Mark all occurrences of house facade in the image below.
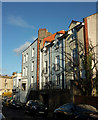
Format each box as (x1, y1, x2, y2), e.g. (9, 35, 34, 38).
(40, 30, 66, 89)
(0, 75, 13, 96)
(12, 72, 22, 101)
(20, 13, 98, 102)
(20, 40, 38, 103)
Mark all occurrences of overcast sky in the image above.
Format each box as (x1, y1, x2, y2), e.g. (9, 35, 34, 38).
(1, 2, 97, 76)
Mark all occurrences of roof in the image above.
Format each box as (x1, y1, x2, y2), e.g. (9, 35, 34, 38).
(69, 20, 81, 28)
(22, 38, 38, 53)
(43, 30, 65, 47)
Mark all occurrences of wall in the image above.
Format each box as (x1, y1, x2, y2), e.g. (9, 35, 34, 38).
(0, 75, 13, 95)
(27, 89, 72, 111)
(20, 40, 38, 103)
(74, 95, 98, 109)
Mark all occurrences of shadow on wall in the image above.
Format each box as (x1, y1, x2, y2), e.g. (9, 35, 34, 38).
(28, 89, 72, 111)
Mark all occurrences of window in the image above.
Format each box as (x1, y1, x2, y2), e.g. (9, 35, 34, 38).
(31, 76, 34, 84)
(44, 50, 47, 56)
(57, 74, 60, 85)
(32, 48, 35, 57)
(5, 79, 7, 83)
(31, 61, 34, 71)
(23, 55, 26, 63)
(25, 66, 28, 76)
(44, 61, 48, 73)
(45, 77, 48, 83)
(26, 53, 28, 62)
(71, 29, 76, 40)
(14, 80, 15, 86)
(55, 55, 60, 71)
(56, 41, 59, 49)
(22, 83, 26, 91)
(5, 84, 7, 89)
(23, 68, 25, 76)
(73, 48, 78, 60)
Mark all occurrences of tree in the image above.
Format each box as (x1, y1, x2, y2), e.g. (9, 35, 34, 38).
(52, 38, 98, 96)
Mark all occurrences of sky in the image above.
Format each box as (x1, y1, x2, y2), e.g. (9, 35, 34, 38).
(1, 2, 97, 76)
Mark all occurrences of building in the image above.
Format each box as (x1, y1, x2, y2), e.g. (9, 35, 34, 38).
(0, 75, 13, 96)
(12, 72, 22, 101)
(83, 13, 98, 94)
(65, 20, 85, 89)
(20, 39, 38, 102)
(83, 13, 98, 77)
(20, 13, 98, 102)
(40, 30, 66, 89)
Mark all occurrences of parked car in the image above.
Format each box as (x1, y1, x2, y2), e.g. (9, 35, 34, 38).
(2, 98, 11, 107)
(9, 100, 22, 109)
(25, 100, 48, 116)
(2, 96, 8, 101)
(54, 103, 98, 120)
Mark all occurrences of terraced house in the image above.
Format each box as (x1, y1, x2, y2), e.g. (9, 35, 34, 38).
(20, 13, 98, 103)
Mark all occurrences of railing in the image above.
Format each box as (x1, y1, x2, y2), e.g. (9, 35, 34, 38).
(25, 83, 37, 102)
(41, 81, 62, 89)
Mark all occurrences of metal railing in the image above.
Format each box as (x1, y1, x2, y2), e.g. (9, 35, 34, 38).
(41, 80, 62, 89)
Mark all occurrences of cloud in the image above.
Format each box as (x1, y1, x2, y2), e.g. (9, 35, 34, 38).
(13, 41, 31, 56)
(7, 15, 35, 29)
(32, 36, 37, 41)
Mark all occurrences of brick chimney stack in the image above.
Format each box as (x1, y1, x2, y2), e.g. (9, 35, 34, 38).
(38, 28, 52, 49)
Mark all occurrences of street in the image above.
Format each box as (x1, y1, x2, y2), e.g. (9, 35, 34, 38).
(2, 106, 54, 120)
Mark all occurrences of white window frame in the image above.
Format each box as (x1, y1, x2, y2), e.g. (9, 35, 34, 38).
(31, 76, 34, 84)
(31, 61, 34, 71)
(44, 61, 48, 73)
(26, 53, 28, 62)
(23, 55, 26, 63)
(32, 48, 35, 57)
(25, 66, 28, 76)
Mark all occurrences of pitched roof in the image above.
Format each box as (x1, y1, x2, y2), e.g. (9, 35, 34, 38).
(43, 30, 65, 47)
(69, 20, 81, 28)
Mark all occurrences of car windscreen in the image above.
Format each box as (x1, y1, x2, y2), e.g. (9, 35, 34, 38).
(59, 104, 75, 112)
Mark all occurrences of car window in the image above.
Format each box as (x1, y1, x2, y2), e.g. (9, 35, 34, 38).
(37, 101, 44, 106)
(60, 104, 75, 112)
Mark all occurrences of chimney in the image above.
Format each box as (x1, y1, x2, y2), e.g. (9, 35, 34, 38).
(38, 28, 52, 49)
